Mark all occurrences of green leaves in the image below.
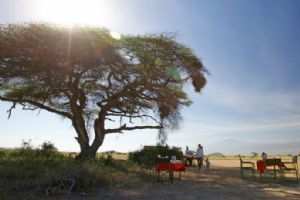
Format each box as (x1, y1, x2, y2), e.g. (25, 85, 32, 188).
(166, 66, 181, 81)
(0, 23, 207, 153)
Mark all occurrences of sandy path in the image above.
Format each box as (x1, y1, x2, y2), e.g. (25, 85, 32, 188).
(90, 166, 300, 200)
(52, 159, 300, 200)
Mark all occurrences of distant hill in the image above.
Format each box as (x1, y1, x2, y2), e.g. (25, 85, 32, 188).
(206, 139, 300, 156)
(208, 152, 225, 157)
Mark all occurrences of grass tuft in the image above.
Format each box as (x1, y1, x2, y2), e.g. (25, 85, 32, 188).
(0, 142, 139, 199)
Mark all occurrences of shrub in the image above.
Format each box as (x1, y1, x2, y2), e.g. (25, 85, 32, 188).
(0, 148, 8, 159)
(128, 145, 184, 164)
(0, 141, 143, 198)
(101, 153, 113, 166)
(13, 140, 37, 158)
(0, 142, 139, 198)
(251, 152, 258, 157)
(38, 141, 61, 158)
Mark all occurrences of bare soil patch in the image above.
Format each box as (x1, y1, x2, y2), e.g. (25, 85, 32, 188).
(51, 159, 300, 200)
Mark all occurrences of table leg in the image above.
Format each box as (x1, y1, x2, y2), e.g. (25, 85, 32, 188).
(259, 172, 262, 181)
(169, 170, 174, 184)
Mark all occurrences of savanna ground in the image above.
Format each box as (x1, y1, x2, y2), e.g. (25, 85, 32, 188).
(1, 151, 299, 200)
(84, 157, 300, 200)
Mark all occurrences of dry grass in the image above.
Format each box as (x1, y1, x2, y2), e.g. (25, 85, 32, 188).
(8, 152, 296, 200)
(60, 152, 129, 160)
(81, 161, 300, 200)
(42, 155, 300, 200)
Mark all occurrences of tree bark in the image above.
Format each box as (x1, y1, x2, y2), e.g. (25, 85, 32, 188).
(74, 117, 106, 160)
(75, 133, 105, 160)
(75, 145, 100, 160)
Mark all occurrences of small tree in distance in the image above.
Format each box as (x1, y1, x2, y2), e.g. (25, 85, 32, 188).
(0, 23, 207, 159)
(251, 152, 258, 158)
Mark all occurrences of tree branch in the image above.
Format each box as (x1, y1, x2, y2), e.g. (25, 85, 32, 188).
(105, 123, 162, 134)
(7, 102, 16, 119)
(107, 113, 160, 124)
(0, 96, 72, 119)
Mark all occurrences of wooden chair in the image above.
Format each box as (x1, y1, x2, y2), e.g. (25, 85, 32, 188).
(239, 155, 255, 178)
(282, 156, 299, 181)
(155, 157, 171, 182)
(138, 155, 154, 174)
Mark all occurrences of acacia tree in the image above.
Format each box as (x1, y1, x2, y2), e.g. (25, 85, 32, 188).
(0, 24, 207, 159)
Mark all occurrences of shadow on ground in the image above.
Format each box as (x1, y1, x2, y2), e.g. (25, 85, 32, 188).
(69, 167, 300, 200)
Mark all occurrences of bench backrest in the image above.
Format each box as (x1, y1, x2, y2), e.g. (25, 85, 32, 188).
(292, 156, 298, 163)
(138, 155, 154, 167)
(265, 158, 281, 165)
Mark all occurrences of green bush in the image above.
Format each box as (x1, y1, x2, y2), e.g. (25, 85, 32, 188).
(0, 148, 8, 159)
(99, 153, 114, 166)
(0, 157, 109, 196)
(37, 141, 62, 158)
(128, 145, 184, 164)
(0, 141, 137, 198)
(6, 140, 62, 159)
(10, 140, 37, 158)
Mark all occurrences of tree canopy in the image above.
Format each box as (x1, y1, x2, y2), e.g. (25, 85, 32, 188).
(0, 23, 207, 159)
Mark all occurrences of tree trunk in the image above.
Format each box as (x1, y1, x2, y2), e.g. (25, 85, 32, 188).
(74, 118, 106, 160)
(72, 117, 93, 160)
(75, 145, 98, 160)
(75, 135, 105, 160)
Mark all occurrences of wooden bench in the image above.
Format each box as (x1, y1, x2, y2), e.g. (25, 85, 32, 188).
(282, 156, 299, 181)
(239, 155, 255, 178)
(264, 158, 285, 178)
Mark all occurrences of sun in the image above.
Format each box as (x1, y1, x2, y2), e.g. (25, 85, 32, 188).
(35, 0, 113, 27)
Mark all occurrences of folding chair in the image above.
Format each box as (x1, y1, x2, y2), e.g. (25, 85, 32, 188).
(282, 156, 299, 181)
(239, 155, 255, 179)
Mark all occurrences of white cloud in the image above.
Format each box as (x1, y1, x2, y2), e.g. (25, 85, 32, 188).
(198, 82, 300, 119)
(184, 119, 300, 136)
(182, 82, 300, 139)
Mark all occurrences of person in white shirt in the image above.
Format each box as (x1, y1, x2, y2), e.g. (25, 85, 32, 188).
(196, 144, 204, 170)
(185, 146, 190, 156)
(185, 146, 193, 167)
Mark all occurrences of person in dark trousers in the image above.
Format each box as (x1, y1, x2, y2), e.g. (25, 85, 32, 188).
(196, 144, 204, 170)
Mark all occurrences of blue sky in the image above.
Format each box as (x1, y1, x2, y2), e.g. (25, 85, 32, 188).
(0, 0, 300, 153)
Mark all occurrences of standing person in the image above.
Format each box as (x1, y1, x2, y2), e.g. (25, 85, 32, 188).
(185, 146, 190, 156)
(204, 157, 210, 171)
(196, 144, 204, 170)
(261, 152, 267, 161)
(185, 146, 193, 167)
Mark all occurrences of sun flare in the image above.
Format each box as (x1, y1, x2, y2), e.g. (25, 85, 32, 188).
(36, 0, 113, 27)
(110, 31, 121, 40)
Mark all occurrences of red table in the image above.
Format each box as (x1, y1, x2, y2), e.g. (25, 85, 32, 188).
(257, 159, 286, 174)
(156, 163, 170, 171)
(170, 162, 186, 172)
(156, 162, 185, 183)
